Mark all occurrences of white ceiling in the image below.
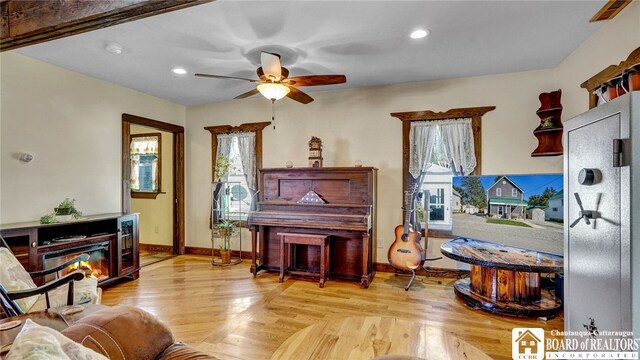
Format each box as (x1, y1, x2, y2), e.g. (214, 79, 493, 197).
(14, 0, 606, 106)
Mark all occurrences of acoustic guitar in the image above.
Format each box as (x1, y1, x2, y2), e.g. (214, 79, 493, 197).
(388, 178, 425, 271)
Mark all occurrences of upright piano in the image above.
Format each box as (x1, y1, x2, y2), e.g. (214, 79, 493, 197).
(248, 167, 377, 288)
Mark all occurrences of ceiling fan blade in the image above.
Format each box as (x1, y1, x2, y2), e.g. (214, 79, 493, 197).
(195, 73, 258, 83)
(284, 75, 347, 87)
(261, 52, 282, 81)
(286, 86, 314, 104)
(234, 88, 260, 99)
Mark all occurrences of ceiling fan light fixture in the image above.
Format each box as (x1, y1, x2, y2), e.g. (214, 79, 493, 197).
(410, 29, 429, 39)
(257, 83, 290, 101)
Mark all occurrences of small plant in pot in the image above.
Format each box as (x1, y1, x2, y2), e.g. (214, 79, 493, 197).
(213, 220, 236, 263)
(213, 220, 236, 237)
(41, 198, 83, 224)
(55, 198, 82, 222)
(219, 243, 232, 264)
(214, 154, 236, 182)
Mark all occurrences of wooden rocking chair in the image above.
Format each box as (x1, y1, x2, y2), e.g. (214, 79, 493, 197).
(0, 235, 100, 318)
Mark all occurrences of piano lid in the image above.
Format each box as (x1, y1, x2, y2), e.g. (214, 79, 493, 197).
(259, 167, 376, 206)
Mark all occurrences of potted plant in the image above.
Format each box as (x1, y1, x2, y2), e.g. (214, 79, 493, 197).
(219, 243, 232, 264)
(213, 220, 235, 264)
(41, 198, 83, 224)
(214, 154, 235, 182)
(55, 198, 82, 222)
(213, 220, 236, 237)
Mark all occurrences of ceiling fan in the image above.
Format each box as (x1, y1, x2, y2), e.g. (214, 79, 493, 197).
(195, 52, 346, 104)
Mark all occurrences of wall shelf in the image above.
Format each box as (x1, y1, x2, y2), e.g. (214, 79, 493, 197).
(531, 89, 563, 157)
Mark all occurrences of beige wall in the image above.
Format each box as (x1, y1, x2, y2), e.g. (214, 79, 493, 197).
(0, 52, 185, 224)
(130, 126, 174, 247)
(553, 1, 640, 121)
(1, 3, 637, 266)
(185, 2, 640, 265)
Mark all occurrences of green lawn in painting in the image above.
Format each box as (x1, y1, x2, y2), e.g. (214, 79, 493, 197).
(486, 218, 532, 228)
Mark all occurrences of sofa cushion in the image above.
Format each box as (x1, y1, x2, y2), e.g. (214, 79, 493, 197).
(6, 318, 108, 360)
(158, 343, 220, 360)
(0, 247, 38, 312)
(61, 305, 175, 360)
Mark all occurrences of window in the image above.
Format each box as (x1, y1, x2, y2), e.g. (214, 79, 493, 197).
(224, 136, 250, 221)
(512, 188, 517, 197)
(206, 122, 271, 225)
(130, 133, 161, 199)
(498, 206, 504, 216)
(521, 341, 526, 346)
(552, 207, 558, 212)
(496, 188, 502, 197)
(393, 106, 496, 237)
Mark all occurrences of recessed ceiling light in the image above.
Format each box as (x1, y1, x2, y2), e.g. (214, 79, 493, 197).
(410, 29, 429, 39)
(104, 43, 123, 54)
(172, 68, 187, 75)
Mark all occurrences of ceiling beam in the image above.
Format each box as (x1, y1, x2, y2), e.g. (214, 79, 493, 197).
(590, 0, 632, 22)
(0, 0, 213, 52)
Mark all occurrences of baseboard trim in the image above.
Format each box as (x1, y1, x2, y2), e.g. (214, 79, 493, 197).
(181, 247, 466, 277)
(374, 262, 467, 278)
(185, 246, 252, 259)
(140, 243, 173, 253)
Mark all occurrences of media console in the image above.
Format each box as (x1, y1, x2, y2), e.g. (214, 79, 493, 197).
(1, 213, 139, 286)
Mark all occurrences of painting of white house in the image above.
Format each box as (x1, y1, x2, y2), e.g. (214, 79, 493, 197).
(450, 174, 564, 254)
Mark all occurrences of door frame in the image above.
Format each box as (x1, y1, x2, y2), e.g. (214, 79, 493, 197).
(121, 113, 185, 255)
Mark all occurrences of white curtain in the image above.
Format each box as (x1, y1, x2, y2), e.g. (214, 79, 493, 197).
(409, 118, 476, 178)
(215, 134, 235, 182)
(439, 118, 476, 176)
(236, 132, 257, 192)
(409, 122, 438, 179)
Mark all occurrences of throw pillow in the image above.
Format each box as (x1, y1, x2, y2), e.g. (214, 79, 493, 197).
(29, 277, 99, 313)
(0, 247, 38, 312)
(6, 319, 108, 360)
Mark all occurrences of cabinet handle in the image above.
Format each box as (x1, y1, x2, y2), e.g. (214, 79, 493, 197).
(31, 242, 37, 248)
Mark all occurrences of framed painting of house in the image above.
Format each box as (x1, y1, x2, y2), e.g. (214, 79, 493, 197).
(421, 173, 564, 254)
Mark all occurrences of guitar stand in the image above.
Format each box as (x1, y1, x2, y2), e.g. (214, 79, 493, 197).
(394, 271, 419, 291)
(395, 257, 445, 291)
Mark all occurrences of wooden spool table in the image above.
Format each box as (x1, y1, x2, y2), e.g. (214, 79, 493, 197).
(440, 238, 563, 317)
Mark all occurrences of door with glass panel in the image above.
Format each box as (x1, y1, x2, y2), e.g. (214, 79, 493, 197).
(422, 184, 451, 227)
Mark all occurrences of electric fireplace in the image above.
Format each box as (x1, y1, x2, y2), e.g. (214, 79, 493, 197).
(1, 213, 139, 287)
(43, 241, 111, 283)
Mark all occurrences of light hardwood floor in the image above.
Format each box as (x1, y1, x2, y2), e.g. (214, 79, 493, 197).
(101, 255, 562, 360)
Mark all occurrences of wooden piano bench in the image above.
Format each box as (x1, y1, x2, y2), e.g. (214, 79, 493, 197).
(278, 233, 330, 288)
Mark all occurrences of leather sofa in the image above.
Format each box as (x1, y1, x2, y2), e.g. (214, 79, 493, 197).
(60, 305, 218, 360)
(2, 304, 217, 360)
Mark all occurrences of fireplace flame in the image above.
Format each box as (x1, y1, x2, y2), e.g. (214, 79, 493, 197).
(69, 260, 103, 279)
